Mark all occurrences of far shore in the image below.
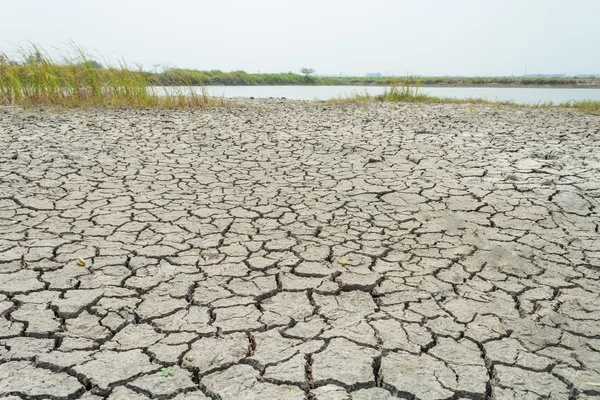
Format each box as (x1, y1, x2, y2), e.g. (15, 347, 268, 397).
(190, 82, 600, 89)
(373, 82, 600, 89)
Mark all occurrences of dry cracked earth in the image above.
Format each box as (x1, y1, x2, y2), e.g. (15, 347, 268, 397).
(0, 100, 599, 400)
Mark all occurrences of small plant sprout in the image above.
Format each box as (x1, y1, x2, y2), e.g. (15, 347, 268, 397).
(160, 368, 173, 377)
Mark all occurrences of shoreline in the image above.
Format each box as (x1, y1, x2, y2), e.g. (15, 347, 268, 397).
(417, 82, 600, 89)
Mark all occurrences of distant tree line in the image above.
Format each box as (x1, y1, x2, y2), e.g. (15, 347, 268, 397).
(145, 69, 595, 87)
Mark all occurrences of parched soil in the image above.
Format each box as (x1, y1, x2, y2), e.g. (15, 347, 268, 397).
(0, 100, 599, 399)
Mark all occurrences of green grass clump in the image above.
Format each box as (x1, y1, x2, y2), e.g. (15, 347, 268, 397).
(0, 46, 221, 109)
(560, 100, 600, 114)
(379, 77, 429, 102)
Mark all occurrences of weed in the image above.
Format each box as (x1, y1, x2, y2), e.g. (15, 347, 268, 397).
(379, 77, 428, 102)
(467, 105, 477, 114)
(328, 89, 374, 105)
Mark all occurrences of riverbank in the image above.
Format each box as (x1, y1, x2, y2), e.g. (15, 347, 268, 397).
(149, 70, 600, 88)
(421, 81, 600, 88)
(175, 85, 599, 113)
(1, 100, 599, 399)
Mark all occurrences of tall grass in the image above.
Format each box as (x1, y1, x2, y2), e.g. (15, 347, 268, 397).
(0, 46, 221, 108)
(380, 77, 429, 102)
(557, 100, 600, 114)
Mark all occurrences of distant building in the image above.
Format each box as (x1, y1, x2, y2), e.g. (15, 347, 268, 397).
(366, 72, 382, 78)
(523, 74, 566, 78)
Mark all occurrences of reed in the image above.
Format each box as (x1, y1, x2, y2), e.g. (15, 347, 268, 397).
(0, 45, 222, 109)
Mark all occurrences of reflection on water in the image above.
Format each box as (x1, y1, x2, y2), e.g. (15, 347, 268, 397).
(152, 85, 600, 104)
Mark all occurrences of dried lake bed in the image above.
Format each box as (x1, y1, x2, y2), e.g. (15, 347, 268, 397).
(0, 100, 599, 399)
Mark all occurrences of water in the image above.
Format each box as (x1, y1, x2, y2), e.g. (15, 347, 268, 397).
(153, 85, 600, 104)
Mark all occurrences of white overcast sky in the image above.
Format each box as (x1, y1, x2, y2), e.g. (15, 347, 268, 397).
(2, 0, 598, 76)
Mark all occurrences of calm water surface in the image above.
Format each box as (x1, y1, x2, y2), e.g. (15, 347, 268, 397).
(154, 86, 600, 104)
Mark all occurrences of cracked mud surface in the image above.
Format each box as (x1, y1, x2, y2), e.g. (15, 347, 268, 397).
(0, 100, 599, 400)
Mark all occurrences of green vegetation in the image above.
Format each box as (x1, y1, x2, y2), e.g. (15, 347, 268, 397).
(300, 68, 315, 77)
(149, 69, 313, 86)
(381, 77, 429, 102)
(557, 99, 600, 114)
(329, 78, 514, 106)
(299, 68, 316, 83)
(0, 46, 222, 109)
(0, 45, 598, 115)
(329, 78, 600, 115)
(145, 70, 599, 87)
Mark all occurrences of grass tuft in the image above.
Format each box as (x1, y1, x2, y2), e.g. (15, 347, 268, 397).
(0, 45, 223, 109)
(560, 100, 600, 114)
(380, 77, 429, 102)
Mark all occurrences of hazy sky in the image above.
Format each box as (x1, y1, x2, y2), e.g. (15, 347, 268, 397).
(2, 0, 599, 76)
